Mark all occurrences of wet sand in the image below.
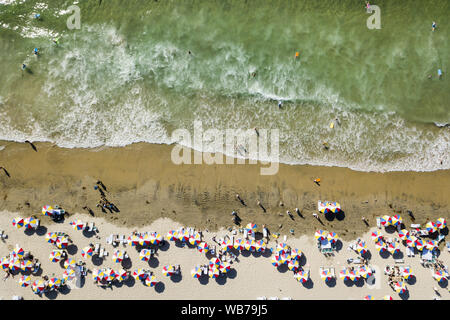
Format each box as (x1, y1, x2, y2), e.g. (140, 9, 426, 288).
(0, 140, 449, 241)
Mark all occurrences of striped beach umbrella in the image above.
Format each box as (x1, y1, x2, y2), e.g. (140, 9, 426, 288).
(166, 230, 178, 241)
(405, 235, 417, 247)
(271, 254, 283, 267)
(245, 223, 257, 232)
(219, 262, 231, 274)
(234, 238, 244, 251)
(70, 220, 85, 231)
(133, 269, 147, 281)
(387, 242, 400, 255)
(56, 236, 69, 249)
(426, 221, 437, 234)
(62, 267, 76, 281)
(436, 218, 447, 230)
(433, 270, 447, 282)
(383, 295, 394, 300)
(189, 233, 202, 246)
(1, 257, 9, 270)
(129, 235, 140, 247)
(330, 202, 341, 213)
(162, 265, 175, 277)
(277, 242, 289, 255)
(19, 275, 31, 287)
(314, 230, 327, 241)
(48, 277, 62, 290)
(221, 239, 234, 252)
(380, 215, 391, 227)
(398, 229, 409, 240)
(415, 238, 425, 251)
(92, 269, 103, 282)
(209, 267, 220, 279)
(295, 270, 309, 283)
(151, 232, 163, 245)
(81, 246, 93, 259)
(8, 257, 21, 272)
(327, 232, 338, 244)
(12, 217, 24, 228)
(112, 250, 124, 263)
(287, 259, 299, 271)
(64, 258, 76, 269)
(144, 274, 157, 287)
(320, 269, 333, 282)
(139, 233, 151, 246)
(391, 215, 402, 226)
(46, 232, 57, 243)
(371, 231, 383, 242)
(290, 249, 302, 261)
(425, 240, 437, 251)
(244, 240, 253, 251)
(358, 265, 372, 279)
(394, 281, 407, 294)
(209, 257, 221, 268)
(402, 266, 413, 280)
(20, 260, 34, 272)
(197, 242, 209, 253)
(31, 280, 46, 294)
(12, 246, 25, 258)
(375, 241, 387, 253)
(140, 249, 151, 262)
(49, 250, 62, 262)
(42, 205, 54, 216)
(24, 217, 39, 229)
(116, 269, 129, 282)
(356, 241, 367, 255)
(340, 268, 351, 281)
(191, 266, 202, 279)
(104, 268, 116, 281)
(178, 231, 190, 242)
(364, 295, 374, 300)
(280, 253, 291, 263)
(349, 269, 360, 281)
(253, 240, 264, 252)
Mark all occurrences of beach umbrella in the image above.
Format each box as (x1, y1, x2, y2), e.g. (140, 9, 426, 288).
(9, 257, 21, 272)
(290, 249, 302, 261)
(356, 241, 367, 255)
(0, 257, 9, 270)
(116, 269, 129, 282)
(271, 254, 283, 267)
(287, 259, 299, 271)
(12, 246, 25, 258)
(340, 268, 351, 281)
(387, 242, 400, 255)
(402, 266, 413, 280)
(24, 217, 39, 229)
(209, 267, 220, 279)
(151, 232, 163, 245)
(70, 219, 85, 231)
(209, 257, 221, 268)
(46, 232, 57, 243)
(358, 265, 372, 279)
(139, 233, 151, 246)
(64, 258, 77, 269)
(132, 269, 147, 281)
(391, 215, 402, 226)
(19, 275, 31, 287)
(433, 270, 447, 283)
(112, 250, 124, 263)
(20, 260, 34, 272)
(253, 240, 264, 252)
(436, 218, 447, 230)
(140, 249, 151, 262)
(48, 277, 62, 290)
(12, 217, 24, 229)
(62, 267, 76, 281)
(371, 231, 383, 242)
(320, 269, 333, 282)
(234, 238, 244, 251)
(219, 262, 231, 274)
(330, 202, 341, 213)
(166, 230, 178, 241)
(327, 232, 338, 244)
(245, 223, 257, 232)
(375, 241, 387, 253)
(277, 242, 290, 255)
(364, 295, 374, 300)
(380, 215, 391, 227)
(244, 240, 253, 251)
(49, 250, 62, 262)
(221, 239, 234, 252)
(104, 268, 116, 281)
(426, 221, 437, 234)
(92, 269, 103, 282)
(314, 230, 327, 241)
(31, 280, 46, 294)
(189, 233, 202, 246)
(191, 266, 202, 279)
(415, 238, 425, 251)
(398, 229, 409, 240)
(349, 269, 360, 281)
(144, 274, 157, 287)
(42, 205, 54, 216)
(295, 270, 309, 283)
(405, 235, 417, 247)
(81, 246, 93, 259)
(162, 265, 175, 277)
(394, 281, 407, 294)
(280, 253, 291, 263)
(382, 295, 394, 300)
(197, 242, 209, 253)
(178, 231, 190, 242)
(425, 240, 437, 251)
(128, 235, 140, 247)
(56, 236, 69, 249)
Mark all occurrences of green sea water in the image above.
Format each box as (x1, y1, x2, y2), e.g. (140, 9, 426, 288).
(0, 0, 449, 171)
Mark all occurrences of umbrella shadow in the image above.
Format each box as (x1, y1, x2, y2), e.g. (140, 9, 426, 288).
(58, 285, 71, 295)
(379, 251, 390, 259)
(262, 250, 272, 258)
(354, 278, 365, 287)
(276, 264, 289, 273)
(174, 241, 186, 248)
(251, 251, 262, 258)
(92, 255, 104, 266)
(124, 276, 135, 287)
(325, 278, 337, 287)
(216, 274, 227, 285)
(392, 251, 403, 259)
(343, 279, 354, 287)
(254, 232, 264, 240)
(302, 279, 314, 289)
(336, 211, 345, 221)
(406, 276, 417, 285)
(155, 281, 165, 293)
(24, 228, 36, 236)
(324, 212, 335, 221)
(240, 250, 251, 258)
(113, 280, 124, 288)
(159, 241, 170, 251)
(82, 229, 96, 238)
(334, 240, 343, 252)
(227, 269, 237, 279)
(67, 244, 78, 255)
(437, 279, 448, 288)
(198, 275, 209, 285)
(148, 257, 159, 268)
(440, 227, 448, 236)
(298, 255, 307, 266)
(170, 273, 182, 283)
(36, 226, 47, 236)
(362, 251, 372, 260)
(385, 226, 396, 234)
(44, 290, 58, 300)
(399, 291, 410, 300)
(121, 258, 132, 269)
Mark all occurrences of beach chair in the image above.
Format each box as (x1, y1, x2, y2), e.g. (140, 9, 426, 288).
(411, 224, 420, 229)
(394, 259, 404, 264)
(446, 242, 450, 252)
(376, 217, 381, 229)
(94, 243, 100, 254)
(119, 235, 125, 246)
(436, 234, 445, 244)
(103, 250, 108, 257)
(99, 248, 104, 258)
(330, 267, 335, 278)
(106, 235, 112, 245)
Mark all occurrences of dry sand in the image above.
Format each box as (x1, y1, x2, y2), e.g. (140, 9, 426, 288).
(0, 210, 448, 300)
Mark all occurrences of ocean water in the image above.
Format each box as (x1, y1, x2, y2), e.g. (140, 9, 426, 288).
(0, 0, 449, 172)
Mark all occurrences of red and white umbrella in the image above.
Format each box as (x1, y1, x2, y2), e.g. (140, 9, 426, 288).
(140, 249, 151, 262)
(81, 246, 93, 259)
(19, 275, 31, 287)
(197, 242, 209, 253)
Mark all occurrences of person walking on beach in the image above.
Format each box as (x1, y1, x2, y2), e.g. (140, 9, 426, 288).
(25, 140, 37, 152)
(314, 178, 321, 186)
(257, 200, 266, 213)
(0, 167, 10, 177)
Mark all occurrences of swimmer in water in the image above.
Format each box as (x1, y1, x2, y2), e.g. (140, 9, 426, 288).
(278, 101, 282, 109)
(53, 38, 59, 45)
(438, 69, 442, 79)
(33, 48, 39, 56)
(21, 64, 26, 71)
(432, 21, 436, 32)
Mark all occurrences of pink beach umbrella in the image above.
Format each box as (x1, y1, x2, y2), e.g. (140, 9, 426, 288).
(162, 265, 175, 277)
(314, 230, 327, 241)
(425, 221, 437, 233)
(380, 215, 391, 227)
(166, 230, 178, 241)
(436, 218, 447, 230)
(140, 249, 151, 262)
(191, 266, 202, 279)
(371, 231, 383, 242)
(197, 242, 209, 253)
(398, 229, 409, 240)
(391, 215, 402, 227)
(234, 238, 244, 251)
(46, 232, 57, 244)
(12, 217, 24, 229)
(19, 275, 31, 287)
(144, 274, 157, 287)
(81, 246, 93, 259)
(1, 257, 9, 270)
